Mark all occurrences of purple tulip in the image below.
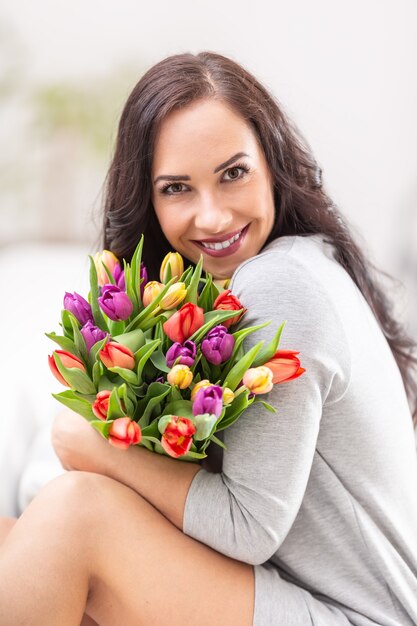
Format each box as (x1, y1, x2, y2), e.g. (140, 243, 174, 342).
(140, 262, 148, 298)
(192, 385, 223, 417)
(166, 340, 197, 368)
(80, 321, 109, 352)
(63, 292, 94, 326)
(113, 265, 125, 291)
(98, 284, 133, 321)
(201, 325, 235, 365)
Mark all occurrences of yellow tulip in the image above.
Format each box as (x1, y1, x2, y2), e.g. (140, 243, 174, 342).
(159, 282, 187, 310)
(222, 387, 235, 405)
(142, 281, 164, 307)
(160, 252, 184, 283)
(167, 364, 193, 389)
(242, 366, 274, 395)
(94, 250, 120, 287)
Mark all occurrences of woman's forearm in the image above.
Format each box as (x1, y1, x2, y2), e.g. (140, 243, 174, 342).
(97, 443, 202, 531)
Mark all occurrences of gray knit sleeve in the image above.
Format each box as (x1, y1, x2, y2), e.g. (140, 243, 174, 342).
(182, 249, 351, 565)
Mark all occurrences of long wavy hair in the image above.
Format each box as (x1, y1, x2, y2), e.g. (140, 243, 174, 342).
(102, 51, 417, 427)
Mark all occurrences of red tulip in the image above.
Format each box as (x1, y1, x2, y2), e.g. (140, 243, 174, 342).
(160, 415, 196, 458)
(99, 341, 135, 370)
(108, 417, 141, 450)
(213, 290, 246, 328)
(163, 302, 204, 343)
(264, 350, 306, 384)
(48, 350, 86, 387)
(92, 390, 111, 421)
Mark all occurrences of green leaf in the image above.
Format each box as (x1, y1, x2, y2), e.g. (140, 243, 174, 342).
(253, 399, 277, 413)
(45, 332, 78, 356)
(90, 419, 112, 438)
(179, 266, 194, 287)
(68, 312, 88, 364)
(220, 320, 272, 383)
(124, 276, 177, 332)
(107, 366, 138, 385)
(252, 321, 287, 367)
(107, 387, 126, 420)
(197, 272, 214, 310)
(215, 390, 251, 431)
(210, 433, 228, 450)
(149, 348, 170, 374)
(137, 386, 171, 428)
(223, 341, 265, 392)
(101, 261, 116, 285)
(108, 320, 126, 336)
(136, 340, 161, 385)
(112, 329, 146, 353)
(184, 254, 203, 304)
(163, 399, 194, 420)
(88, 256, 109, 332)
(51, 391, 96, 421)
(92, 361, 102, 387)
(88, 336, 109, 370)
(188, 309, 244, 344)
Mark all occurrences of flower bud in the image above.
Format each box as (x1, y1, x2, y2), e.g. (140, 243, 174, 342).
(80, 321, 108, 353)
(192, 385, 223, 418)
(264, 350, 306, 384)
(222, 387, 234, 405)
(108, 417, 141, 450)
(94, 250, 121, 287)
(213, 289, 246, 328)
(92, 390, 111, 421)
(99, 341, 135, 370)
(201, 325, 235, 365)
(63, 292, 93, 326)
(98, 285, 133, 321)
(48, 350, 86, 387)
(166, 340, 196, 368)
(190, 379, 212, 402)
(160, 252, 184, 283)
(158, 415, 196, 458)
(142, 281, 164, 307)
(167, 364, 193, 389)
(242, 366, 274, 395)
(159, 282, 187, 310)
(163, 302, 204, 343)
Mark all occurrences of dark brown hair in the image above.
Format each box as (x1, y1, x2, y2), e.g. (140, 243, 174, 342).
(102, 51, 417, 426)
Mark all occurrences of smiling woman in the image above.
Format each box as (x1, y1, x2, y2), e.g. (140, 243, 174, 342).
(1, 51, 417, 626)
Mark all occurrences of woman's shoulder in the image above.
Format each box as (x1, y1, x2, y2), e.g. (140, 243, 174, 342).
(230, 233, 340, 293)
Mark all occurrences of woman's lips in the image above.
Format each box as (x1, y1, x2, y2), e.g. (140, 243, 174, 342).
(193, 224, 250, 258)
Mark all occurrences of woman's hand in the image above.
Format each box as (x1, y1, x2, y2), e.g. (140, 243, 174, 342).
(51, 409, 114, 474)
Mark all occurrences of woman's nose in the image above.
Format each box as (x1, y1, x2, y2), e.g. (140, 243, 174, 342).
(193, 192, 234, 234)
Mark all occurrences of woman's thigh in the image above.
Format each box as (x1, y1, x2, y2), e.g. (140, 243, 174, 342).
(65, 472, 255, 626)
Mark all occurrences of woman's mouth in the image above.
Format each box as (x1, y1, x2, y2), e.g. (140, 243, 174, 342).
(193, 224, 250, 258)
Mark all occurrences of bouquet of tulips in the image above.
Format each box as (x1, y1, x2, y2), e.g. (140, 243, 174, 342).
(47, 236, 305, 461)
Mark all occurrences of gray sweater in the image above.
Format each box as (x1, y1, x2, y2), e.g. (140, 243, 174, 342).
(183, 234, 417, 625)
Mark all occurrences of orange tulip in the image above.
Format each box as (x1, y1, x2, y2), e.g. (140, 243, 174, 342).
(108, 417, 141, 450)
(99, 341, 135, 370)
(160, 415, 196, 458)
(48, 350, 86, 387)
(163, 302, 204, 343)
(212, 290, 246, 328)
(264, 350, 306, 384)
(92, 390, 111, 421)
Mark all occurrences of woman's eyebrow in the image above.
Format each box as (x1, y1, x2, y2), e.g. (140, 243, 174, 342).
(153, 152, 249, 184)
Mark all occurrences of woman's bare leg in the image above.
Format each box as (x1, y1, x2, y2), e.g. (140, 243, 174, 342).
(0, 471, 255, 626)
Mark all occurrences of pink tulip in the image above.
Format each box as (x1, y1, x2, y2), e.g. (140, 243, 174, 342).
(99, 342, 135, 370)
(108, 417, 141, 450)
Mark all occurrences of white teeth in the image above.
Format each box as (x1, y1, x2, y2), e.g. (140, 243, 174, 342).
(200, 228, 243, 250)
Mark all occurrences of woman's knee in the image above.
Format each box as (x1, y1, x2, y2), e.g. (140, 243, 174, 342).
(0, 517, 17, 546)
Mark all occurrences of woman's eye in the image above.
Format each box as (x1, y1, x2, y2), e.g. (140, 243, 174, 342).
(161, 182, 186, 195)
(223, 165, 248, 181)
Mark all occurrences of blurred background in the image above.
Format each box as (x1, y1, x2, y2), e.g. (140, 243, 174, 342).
(1, 0, 416, 514)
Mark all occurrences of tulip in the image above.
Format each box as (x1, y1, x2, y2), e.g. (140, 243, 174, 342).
(190, 379, 212, 402)
(80, 321, 108, 353)
(159, 282, 187, 310)
(163, 302, 204, 343)
(213, 289, 246, 328)
(48, 350, 86, 387)
(201, 325, 235, 365)
(113, 264, 125, 291)
(98, 284, 133, 321)
(167, 364, 193, 389)
(160, 252, 184, 283)
(108, 417, 141, 450)
(142, 281, 164, 307)
(192, 385, 223, 418)
(264, 350, 306, 384)
(63, 292, 94, 326)
(92, 389, 111, 421)
(242, 366, 274, 395)
(165, 340, 196, 368)
(94, 250, 121, 287)
(159, 415, 196, 458)
(223, 387, 234, 405)
(139, 262, 148, 298)
(99, 341, 135, 370)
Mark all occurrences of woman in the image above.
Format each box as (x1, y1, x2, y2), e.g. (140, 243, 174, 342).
(1, 51, 417, 626)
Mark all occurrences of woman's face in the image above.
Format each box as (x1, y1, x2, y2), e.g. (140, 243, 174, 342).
(151, 99, 276, 280)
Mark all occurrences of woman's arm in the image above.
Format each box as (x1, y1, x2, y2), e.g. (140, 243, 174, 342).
(52, 410, 201, 531)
